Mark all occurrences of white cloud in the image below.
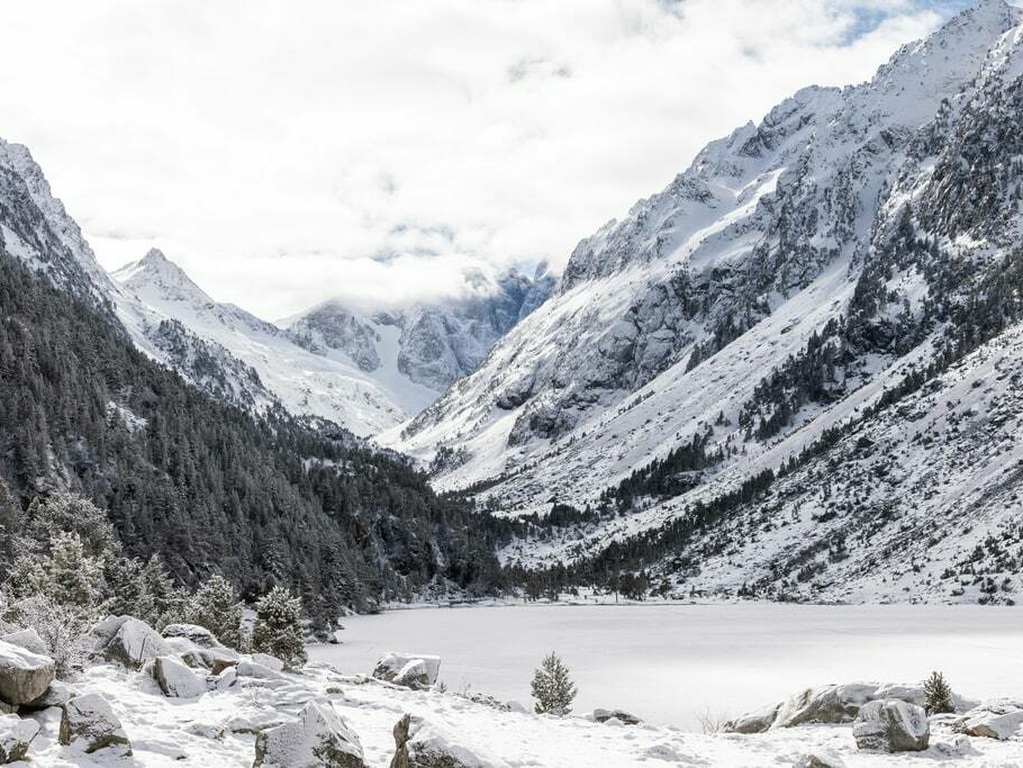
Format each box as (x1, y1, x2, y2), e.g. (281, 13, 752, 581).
(0, 0, 961, 318)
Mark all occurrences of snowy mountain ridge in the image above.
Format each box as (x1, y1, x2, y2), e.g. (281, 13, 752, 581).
(387, 0, 1023, 602)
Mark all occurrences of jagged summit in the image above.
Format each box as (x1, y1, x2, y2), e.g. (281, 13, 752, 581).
(112, 248, 215, 306)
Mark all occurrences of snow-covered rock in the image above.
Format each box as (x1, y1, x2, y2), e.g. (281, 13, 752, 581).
(59, 692, 133, 757)
(214, 666, 237, 691)
(237, 659, 285, 680)
(91, 616, 171, 670)
(957, 700, 1023, 740)
(391, 712, 510, 768)
(0, 628, 47, 657)
(199, 646, 240, 674)
(372, 653, 441, 689)
(728, 682, 927, 733)
(794, 751, 845, 768)
(24, 680, 75, 710)
(852, 699, 929, 753)
(153, 656, 207, 699)
(0, 713, 39, 764)
(161, 623, 220, 649)
(592, 708, 641, 725)
(0, 639, 54, 705)
(253, 700, 365, 768)
(251, 653, 285, 673)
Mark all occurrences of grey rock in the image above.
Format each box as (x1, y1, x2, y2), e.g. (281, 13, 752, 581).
(0, 713, 39, 764)
(154, 655, 207, 698)
(592, 708, 641, 725)
(852, 699, 929, 753)
(91, 616, 171, 670)
(0, 639, 54, 705)
(254, 701, 364, 767)
(162, 623, 220, 649)
(0, 629, 47, 657)
(59, 693, 132, 757)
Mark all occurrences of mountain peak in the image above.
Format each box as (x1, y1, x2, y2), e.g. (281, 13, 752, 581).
(111, 249, 213, 305)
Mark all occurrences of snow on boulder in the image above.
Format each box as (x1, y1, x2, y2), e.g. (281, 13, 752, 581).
(372, 653, 440, 689)
(200, 646, 241, 675)
(794, 750, 846, 768)
(390, 713, 510, 768)
(956, 700, 1023, 740)
(237, 659, 285, 680)
(24, 680, 75, 710)
(0, 639, 55, 705)
(726, 682, 930, 733)
(215, 666, 238, 691)
(0, 713, 40, 764)
(724, 702, 782, 734)
(154, 655, 207, 698)
(253, 700, 365, 767)
(162, 623, 220, 649)
(251, 653, 285, 672)
(59, 693, 132, 757)
(852, 699, 929, 753)
(592, 708, 641, 725)
(0, 628, 47, 657)
(91, 616, 171, 670)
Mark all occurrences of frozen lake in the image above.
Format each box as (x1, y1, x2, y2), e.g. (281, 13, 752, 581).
(308, 603, 1023, 730)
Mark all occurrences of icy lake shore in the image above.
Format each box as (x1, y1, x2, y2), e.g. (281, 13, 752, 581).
(309, 602, 1023, 730)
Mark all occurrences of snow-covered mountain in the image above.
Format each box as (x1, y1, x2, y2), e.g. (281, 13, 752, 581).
(388, 0, 1023, 600)
(284, 264, 555, 395)
(110, 248, 424, 435)
(110, 251, 552, 434)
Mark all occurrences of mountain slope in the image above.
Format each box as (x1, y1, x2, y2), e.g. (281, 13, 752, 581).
(390, 1, 1023, 601)
(112, 248, 422, 435)
(0, 134, 509, 615)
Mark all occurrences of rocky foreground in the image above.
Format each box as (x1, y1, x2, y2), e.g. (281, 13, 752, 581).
(2, 616, 1023, 766)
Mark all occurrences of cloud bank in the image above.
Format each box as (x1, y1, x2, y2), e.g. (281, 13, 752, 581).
(0, 0, 970, 318)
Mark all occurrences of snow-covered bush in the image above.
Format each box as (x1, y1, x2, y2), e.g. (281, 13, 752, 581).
(251, 586, 307, 669)
(531, 652, 577, 716)
(924, 671, 954, 714)
(0, 591, 94, 678)
(184, 574, 243, 649)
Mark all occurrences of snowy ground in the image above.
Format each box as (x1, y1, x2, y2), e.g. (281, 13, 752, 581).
(310, 603, 1023, 730)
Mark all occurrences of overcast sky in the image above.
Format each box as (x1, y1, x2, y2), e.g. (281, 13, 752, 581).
(0, 0, 980, 318)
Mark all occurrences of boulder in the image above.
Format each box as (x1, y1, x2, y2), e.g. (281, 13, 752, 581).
(215, 666, 238, 691)
(154, 656, 207, 698)
(24, 680, 75, 710)
(59, 693, 132, 757)
(0, 703, 14, 716)
(956, 700, 1023, 740)
(725, 702, 781, 734)
(0, 713, 40, 764)
(162, 623, 221, 649)
(254, 701, 365, 767)
(251, 653, 285, 673)
(794, 751, 845, 768)
(390, 713, 509, 768)
(852, 699, 929, 753)
(237, 659, 285, 680)
(0, 629, 47, 657)
(0, 639, 55, 705)
(373, 653, 441, 689)
(225, 712, 285, 735)
(726, 682, 930, 733)
(592, 708, 641, 725)
(92, 616, 171, 670)
(200, 646, 241, 675)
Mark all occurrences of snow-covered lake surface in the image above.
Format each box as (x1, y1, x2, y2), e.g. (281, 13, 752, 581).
(309, 603, 1023, 730)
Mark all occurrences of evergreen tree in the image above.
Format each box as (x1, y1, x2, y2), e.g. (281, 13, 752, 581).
(924, 671, 954, 714)
(137, 555, 186, 630)
(530, 651, 578, 716)
(102, 556, 145, 617)
(185, 574, 244, 649)
(251, 586, 307, 669)
(41, 532, 104, 609)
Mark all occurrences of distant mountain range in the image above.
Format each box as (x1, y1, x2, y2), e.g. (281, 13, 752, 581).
(107, 250, 552, 437)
